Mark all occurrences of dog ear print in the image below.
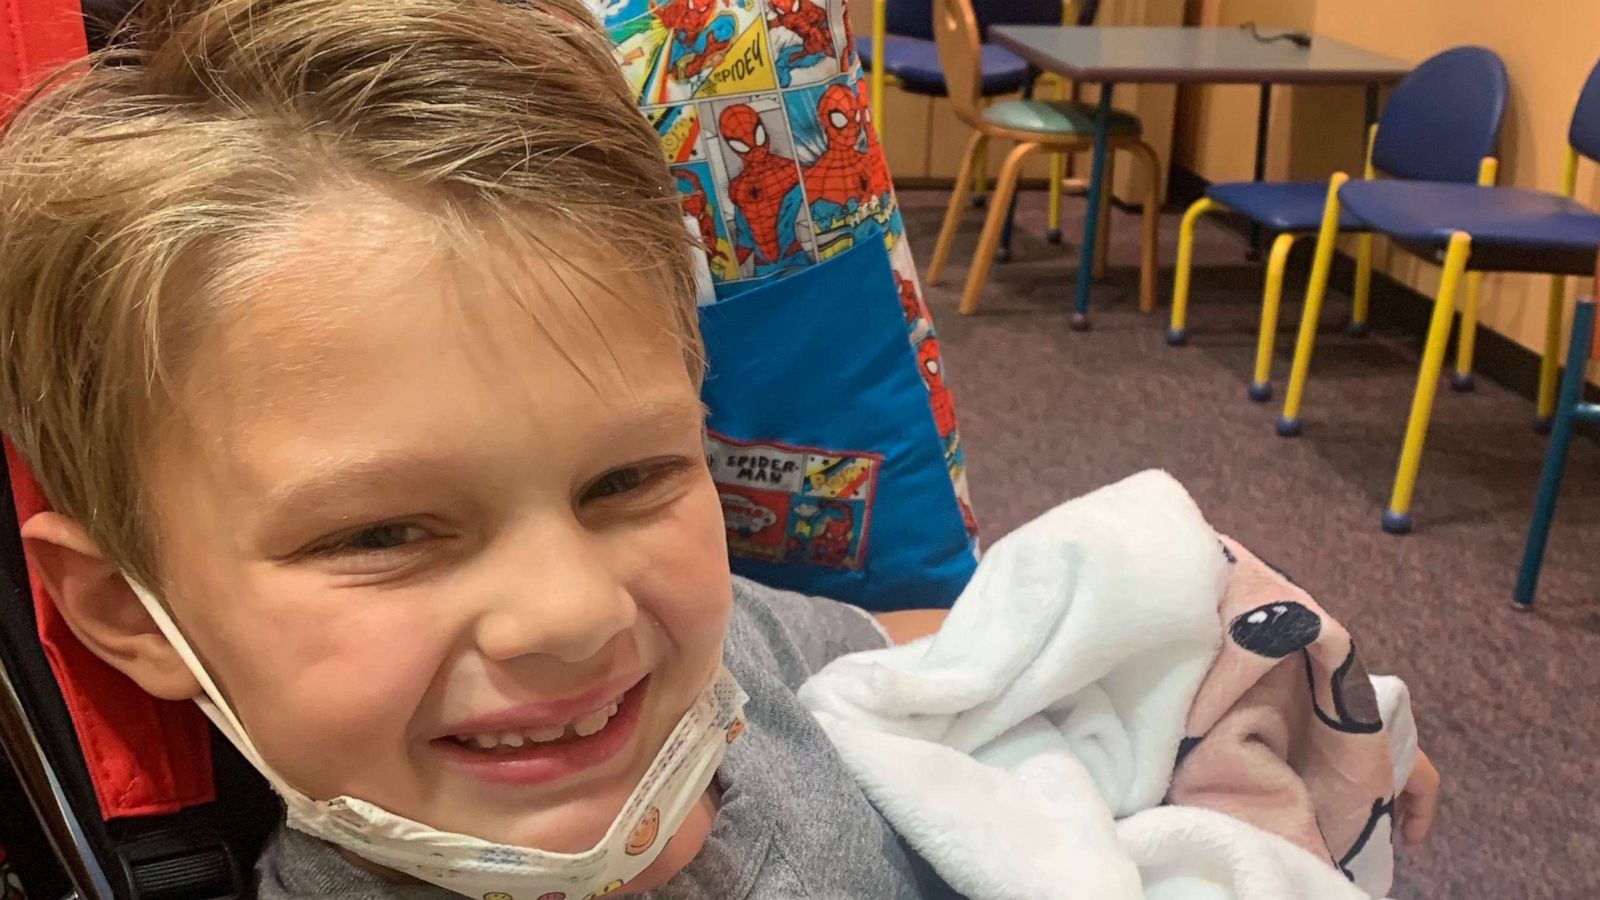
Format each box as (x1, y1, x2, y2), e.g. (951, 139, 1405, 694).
(1312, 645, 1384, 734)
(1174, 735, 1203, 769)
(1228, 601, 1321, 658)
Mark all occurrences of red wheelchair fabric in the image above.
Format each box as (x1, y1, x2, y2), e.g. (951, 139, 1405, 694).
(1, 0, 215, 820)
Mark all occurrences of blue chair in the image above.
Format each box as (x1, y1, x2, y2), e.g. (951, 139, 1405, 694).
(1167, 47, 1509, 404)
(864, 0, 1088, 223)
(1515, 286, 1597, 609)
(1284, 55, 1600, 535)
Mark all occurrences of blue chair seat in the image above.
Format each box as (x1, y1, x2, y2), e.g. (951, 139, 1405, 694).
(1205, 181, 1364, 232)
(1340, 180, 1600, 275)
(858, 35, 1032, 97)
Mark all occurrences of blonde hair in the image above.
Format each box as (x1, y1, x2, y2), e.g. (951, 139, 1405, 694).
(0, 0, 701, 587)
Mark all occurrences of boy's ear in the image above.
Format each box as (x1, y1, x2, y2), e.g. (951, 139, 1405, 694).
(20, 512, 202, 702)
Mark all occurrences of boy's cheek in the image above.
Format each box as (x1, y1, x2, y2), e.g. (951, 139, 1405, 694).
(230, 633, 437, 797)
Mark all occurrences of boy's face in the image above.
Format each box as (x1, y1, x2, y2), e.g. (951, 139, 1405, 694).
(145, 197, 731, 853)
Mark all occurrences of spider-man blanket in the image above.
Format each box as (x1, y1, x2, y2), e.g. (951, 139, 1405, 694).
(592, 0, 977, 609)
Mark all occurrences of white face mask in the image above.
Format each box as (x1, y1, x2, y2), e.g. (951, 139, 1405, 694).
(127, 580, 749, 900)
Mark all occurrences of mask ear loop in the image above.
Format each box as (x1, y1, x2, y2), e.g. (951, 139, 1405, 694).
(125, 578, 289, 789)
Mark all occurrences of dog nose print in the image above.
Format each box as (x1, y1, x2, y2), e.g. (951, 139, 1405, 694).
(1228, 601, 1321, 658)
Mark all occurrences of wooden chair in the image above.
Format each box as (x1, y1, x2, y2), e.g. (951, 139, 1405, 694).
(924, 0, 1161, 316)
(865, 0, 1096, 232)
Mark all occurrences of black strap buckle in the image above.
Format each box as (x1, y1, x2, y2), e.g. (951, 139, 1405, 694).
(115, 828, 241, 900)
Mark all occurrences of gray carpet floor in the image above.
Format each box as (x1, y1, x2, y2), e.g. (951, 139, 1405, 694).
(900, 187, 1600, 899)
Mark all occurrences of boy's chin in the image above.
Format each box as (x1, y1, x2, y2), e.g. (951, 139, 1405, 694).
(335, 787, 717, 894)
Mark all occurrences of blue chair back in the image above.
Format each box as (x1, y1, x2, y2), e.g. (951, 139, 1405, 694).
(886, 0, 1067, 43)
(1567, 57, 1600, 163)
(1371, 46, 1508, 184)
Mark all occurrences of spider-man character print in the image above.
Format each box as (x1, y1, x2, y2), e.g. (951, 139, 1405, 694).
(854, 79, 898, 225)
(894, 268, 932, 342)
(651, 0, 736, 84)
(917, 335, 958, 438)
(798, 82, 882, 254)
(767, 0, 837, 87)
(598, 0, 983, 579)
(673, 165, 731, 271)
(717, 100, 811, 277)
(896, 270, 921, 324)
(786, 498, 861, 568)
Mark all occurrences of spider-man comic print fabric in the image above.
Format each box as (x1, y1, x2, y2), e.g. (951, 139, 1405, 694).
(590, 0, 977, 609)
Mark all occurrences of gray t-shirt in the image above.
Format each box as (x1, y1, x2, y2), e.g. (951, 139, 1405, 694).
(253, 576, 957, 899)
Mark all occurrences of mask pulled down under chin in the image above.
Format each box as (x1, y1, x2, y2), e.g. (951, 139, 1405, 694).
(125, 579, 750, 900)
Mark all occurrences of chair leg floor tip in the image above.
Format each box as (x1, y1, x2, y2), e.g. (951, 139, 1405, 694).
(1380, 510, 1413, 535)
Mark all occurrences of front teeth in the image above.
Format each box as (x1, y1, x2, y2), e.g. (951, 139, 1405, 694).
(528, 725, 566, 742)
(456, 699, 623, 752)
(573, 702, 620, 738)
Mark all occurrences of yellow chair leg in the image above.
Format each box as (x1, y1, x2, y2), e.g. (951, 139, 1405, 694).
(959, 141, 1038, 315)
(1047, 153, 1065, 241)
(1277, 173, 1349, 436)
(1248, 233, 1301, 403)
(1350, 232, 1373, 336)
(1167, 197, 1218, 344)
(1093, 152, 1115, 279)
(1450, 271, 1482, 391)
(1132, 141, 1162, 314)
(1537, 275, 1566, 426)
(926, 131, 984, 286)
(1384, 232, 1472, 534)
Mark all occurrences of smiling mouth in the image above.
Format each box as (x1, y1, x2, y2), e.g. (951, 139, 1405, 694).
(433, 679, 650, 785)
(451, 695, 627, 753)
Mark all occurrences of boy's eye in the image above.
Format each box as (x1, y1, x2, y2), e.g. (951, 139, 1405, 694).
(580, 460, 684, 505)
(307, 522, 432, 557)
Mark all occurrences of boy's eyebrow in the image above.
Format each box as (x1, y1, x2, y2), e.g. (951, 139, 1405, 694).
(257, 452, 473, 524)
(255, 400, 707, 521)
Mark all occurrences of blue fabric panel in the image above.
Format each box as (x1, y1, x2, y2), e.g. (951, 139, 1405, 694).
(700, 238, 977, 611)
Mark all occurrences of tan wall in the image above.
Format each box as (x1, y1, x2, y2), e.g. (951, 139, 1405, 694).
(1175, 0, 1600, 379)
(853, 0, 1184, 202)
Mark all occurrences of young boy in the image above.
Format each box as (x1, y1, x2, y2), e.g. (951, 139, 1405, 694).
(0, 1, 1434, 898)
(0, 1, 953, 897)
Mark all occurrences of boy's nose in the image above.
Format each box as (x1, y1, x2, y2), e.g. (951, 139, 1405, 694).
(472, 523, 637, 664)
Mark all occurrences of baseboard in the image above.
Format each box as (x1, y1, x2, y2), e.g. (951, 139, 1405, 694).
(896, 176, 1054, 191)
(899, 176, 1144, 213)
(1167, 165, 1600, 426)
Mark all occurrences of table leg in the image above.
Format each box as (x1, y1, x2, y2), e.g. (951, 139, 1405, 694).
(1247, 82, 1272, 259)
(999, 72, 1040, 262)
(1072, 83, 1114, 331)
